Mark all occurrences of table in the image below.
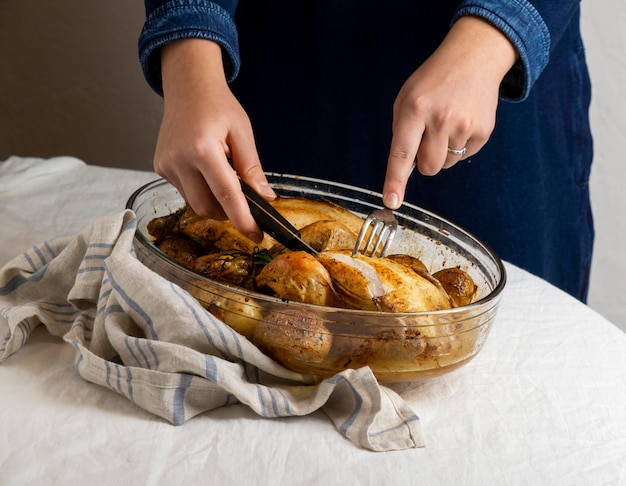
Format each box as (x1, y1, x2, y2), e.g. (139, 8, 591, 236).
(1, 156, 625, 485)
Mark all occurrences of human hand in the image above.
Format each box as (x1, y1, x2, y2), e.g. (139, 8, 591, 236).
(382, 16, 518, 209)
(154, 39, 275, 243)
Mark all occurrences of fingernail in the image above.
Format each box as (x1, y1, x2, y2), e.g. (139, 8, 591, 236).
(259, 182, 276, 199)
(384, 193, 400, 210)
(248, 232, 264, 243)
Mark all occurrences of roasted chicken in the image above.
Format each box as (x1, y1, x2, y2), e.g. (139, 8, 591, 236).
(148, 197, 476, 314)
(148, 196, 480, 376)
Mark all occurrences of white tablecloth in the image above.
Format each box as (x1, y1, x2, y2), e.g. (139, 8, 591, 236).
(1, 156, 625, 485)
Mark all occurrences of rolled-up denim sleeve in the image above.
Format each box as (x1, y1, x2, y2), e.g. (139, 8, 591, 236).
(453, 0, 581, 102)
(139, 0, 239, 96)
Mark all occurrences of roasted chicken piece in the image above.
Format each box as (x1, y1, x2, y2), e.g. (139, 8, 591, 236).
(316, 251, 452, 312)
(297, 220, 357, 252)
(387, 254, 454, 307)
(180, 213, 274, 254)
(255, 251, 340, 307)
(155, 234, 204, 267)
(385, 254, 428, 274)
(192, 251, 256, 289)
(270, 197, 364, 235)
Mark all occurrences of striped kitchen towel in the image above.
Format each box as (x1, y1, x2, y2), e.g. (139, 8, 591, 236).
(0, 210, 424, 451)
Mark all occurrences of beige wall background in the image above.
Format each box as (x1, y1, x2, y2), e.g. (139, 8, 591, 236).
(0, 1, 161, 170)
(1, 2, 625, 331)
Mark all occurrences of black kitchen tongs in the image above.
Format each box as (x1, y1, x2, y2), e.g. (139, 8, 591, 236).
(239, 179, 318, 255)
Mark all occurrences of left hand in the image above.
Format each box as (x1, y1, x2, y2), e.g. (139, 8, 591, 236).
(382, 16, 519, 209)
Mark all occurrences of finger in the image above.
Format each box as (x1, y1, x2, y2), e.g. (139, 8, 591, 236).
(229, 123, 276, 201)
(177, 168, 227, 220)
(415, 128, 449, 176)
(383, 121, 425, 209)
(442, 138, 470, 169)
(442, 115, 494, 168)
(196, 148, 264, 242)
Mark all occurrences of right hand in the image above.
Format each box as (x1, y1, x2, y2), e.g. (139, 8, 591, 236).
(381, 16, 518, 210)
(154, 38, 275, 243)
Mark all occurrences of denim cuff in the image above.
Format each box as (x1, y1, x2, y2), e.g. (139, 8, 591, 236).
(453, 0, 551, 102)
(139, 0, 239, 96)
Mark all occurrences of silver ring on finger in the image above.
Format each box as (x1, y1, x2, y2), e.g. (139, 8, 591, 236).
(447, 146, 467, 156)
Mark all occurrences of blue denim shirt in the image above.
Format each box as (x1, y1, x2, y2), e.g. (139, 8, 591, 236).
(139, 0, 576, 102)
(137, 1, 593, 301)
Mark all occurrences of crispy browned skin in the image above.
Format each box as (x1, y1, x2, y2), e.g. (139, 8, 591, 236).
(270, 197, 364, 235)
(181, 217, 270, 254)
(386, 254, 428, 274)
(298, 220, 357, 252)
(255, 251, 340, 306)
(193, 252, 255, 289)
(156, 234, 203, 267)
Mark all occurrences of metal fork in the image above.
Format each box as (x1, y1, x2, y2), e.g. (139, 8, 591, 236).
(352, 207, 398, 258)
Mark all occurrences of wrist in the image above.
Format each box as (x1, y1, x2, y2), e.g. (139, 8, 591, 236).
(161, 39, 228, 98)
(446, 15, 519, 83)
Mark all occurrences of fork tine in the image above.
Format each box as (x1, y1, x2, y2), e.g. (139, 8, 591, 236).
(380, 225, 397, 256)
(363, 219, 384, 256)
(352, 208, 398, 258)
(352, 216, 372, 256)
(369, 222, 397, 257)
(366, 220, 387, 257)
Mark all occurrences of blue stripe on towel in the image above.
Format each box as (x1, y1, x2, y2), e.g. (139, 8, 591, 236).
(126, 366, 134, 402)
(43, 241, 58, 260)
(268, 387, 279, 416)
(84, 254, 110, 261)
(23, 251, 37, 272)
(104, 360, 112, 390)
(170, 282, 247, 362)
(134, 338, 151, 368)
(0, 264, 48, 296)
(170, 283, 229, 359)
(124, 336, 143, 367)
(145, 340, 159, 368)
(327, 375, 363, 437)
(274, 388, 292, 416)
(255, 385, 288, 417)
(173, 374, 193, 425)
(205, 355, 219, 381)
(116, 362, 122, 392)
(105, 267, 159, 340)
(98, 286, 112, 306)
(33, 245, 47, 267)
(255, 385, 268, 417)
(89, 243, 115, 249)
(77, 266, 104, 274)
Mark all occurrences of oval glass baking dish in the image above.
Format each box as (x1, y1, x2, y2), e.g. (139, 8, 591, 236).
(126, 175, 506, 382)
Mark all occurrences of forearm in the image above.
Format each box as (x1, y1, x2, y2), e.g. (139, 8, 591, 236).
(139, 0, 240, 96)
